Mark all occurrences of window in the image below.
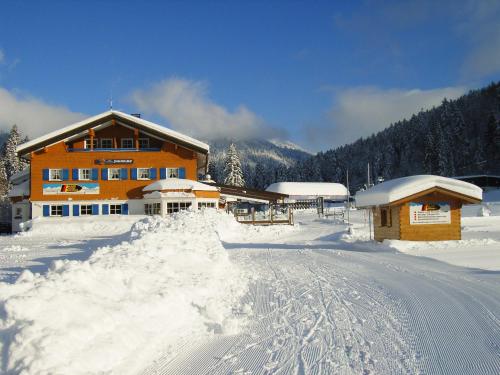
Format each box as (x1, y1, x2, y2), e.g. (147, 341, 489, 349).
(110, 204, 122, 215)
(79, 168, 91, 180)
(138, 138, 149, 149)
(138, 168, 150, 180)
(168, 168, 179, 178)
(198, 202, 216, 209)
(50, 205, 63, 217)
(109, 168, 121, 180)
(100, 138, 113, 148)
(166, 202, 191, 214)
(84, 138, 98, 149)
(49, 169, 63, 181)
(121, 138, 134, 148)
(145, 203, 161, 215)
(80, 204, 92, 216)
(380, 208, 392, 227)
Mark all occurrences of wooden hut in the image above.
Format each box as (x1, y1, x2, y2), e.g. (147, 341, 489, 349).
(355, 175, 482, 241)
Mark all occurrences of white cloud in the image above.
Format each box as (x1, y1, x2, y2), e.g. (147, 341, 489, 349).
(131, 78, 283, 141)
(0, 87, 85, 137)
(305, 86, 467, 150)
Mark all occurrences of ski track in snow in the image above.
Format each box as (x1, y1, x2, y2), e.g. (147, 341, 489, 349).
(143, 220, 500, 375)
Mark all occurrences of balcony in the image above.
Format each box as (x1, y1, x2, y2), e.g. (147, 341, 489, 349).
(67, 148, 161, 152)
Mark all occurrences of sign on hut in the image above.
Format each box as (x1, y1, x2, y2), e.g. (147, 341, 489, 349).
(355, 175, 482, 241)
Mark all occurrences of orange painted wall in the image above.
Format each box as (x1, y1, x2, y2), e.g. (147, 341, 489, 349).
(30, 139, 198, 202)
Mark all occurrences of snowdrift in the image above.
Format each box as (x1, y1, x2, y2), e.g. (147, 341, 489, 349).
(0, 210, 249, 375)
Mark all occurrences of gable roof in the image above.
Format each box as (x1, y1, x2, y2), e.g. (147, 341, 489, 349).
(16, 110, 209, 156)
(355, 175, 482, 207)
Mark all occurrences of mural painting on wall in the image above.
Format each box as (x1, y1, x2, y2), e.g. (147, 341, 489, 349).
(43, 183, 100, 195)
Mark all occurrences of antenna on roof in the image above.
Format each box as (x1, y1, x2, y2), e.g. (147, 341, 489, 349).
(109, 88, 113, 110)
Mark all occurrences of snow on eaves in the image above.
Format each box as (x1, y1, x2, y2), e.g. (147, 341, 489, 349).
(16, 110, 209, 155)
(143, 178, 219, 192)
(355, 175, 483, 207)
(8, 179, 30, 197)
(266, 182, 348, 197)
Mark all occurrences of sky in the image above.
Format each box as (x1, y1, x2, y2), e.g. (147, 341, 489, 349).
(0, 0, 499, 152)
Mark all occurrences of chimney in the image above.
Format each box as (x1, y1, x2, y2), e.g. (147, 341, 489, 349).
(131, 113, 141, 118)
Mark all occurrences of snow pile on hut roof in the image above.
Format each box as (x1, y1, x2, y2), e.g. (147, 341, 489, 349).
(356, 175, 482, 207)
(266, 182, 348, 197)
(0, 210, 248, 375)
(143, 178, 218, 192)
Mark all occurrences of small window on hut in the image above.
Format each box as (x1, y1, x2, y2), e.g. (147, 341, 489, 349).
(380, 208, 391, 227)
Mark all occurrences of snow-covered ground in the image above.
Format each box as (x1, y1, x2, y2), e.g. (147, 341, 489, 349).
(0, 206, 499, 374)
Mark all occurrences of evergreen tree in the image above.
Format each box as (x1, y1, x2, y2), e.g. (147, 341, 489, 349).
(223, 143, 245, 187)
(0, 160, 8, 201)
(2, 124, 28, 180)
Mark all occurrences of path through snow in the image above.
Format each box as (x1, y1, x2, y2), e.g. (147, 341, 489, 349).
(144, 213, 500, 375)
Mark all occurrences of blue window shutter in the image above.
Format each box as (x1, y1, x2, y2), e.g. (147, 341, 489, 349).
(43, 169, 49, 181)
(92, 204, 99, 215)
(73, 205, 80, 216)
(120, 168, 128, 180)
(131, 168, 137, 180)
(92, 168, 99, 181)
(62, 169, 69, 181)
(101, 168, 108, 180)
(122, 203, 129, 215)
(62, 205, 70, 217)
(102, 204, 109, 215)
(43, 205, 50, 217)
(72, 169, 79, 180)
(149, 168, 157, 179)
(160, 168, 166, 179)
(179, 167, 186, 179)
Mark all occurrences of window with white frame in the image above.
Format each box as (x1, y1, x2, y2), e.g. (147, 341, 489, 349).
(138, 138, 149, 149)
(80, 204, 92, 215)
(137, 168, 150, 180)
(166, 201, 191, 214)
(49, 169, 63, 181)
(109, 168, 121, 180)
(100, 138, 113, 148)
(168, 168, 179, 178)
(198, 202, 216, 209)
(110, 204, 122, 215)
(79, 168, 91, 180)
(50, 205, 63, 216)
(121, 138, 134, 148)
(84, 138, 98, 149)
(145, 203, 161, 215)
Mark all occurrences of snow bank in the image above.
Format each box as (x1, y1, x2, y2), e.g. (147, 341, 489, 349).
(0, 210, 249, 375)
(19, 215, 142, 236)
(356, 175, 482, 207)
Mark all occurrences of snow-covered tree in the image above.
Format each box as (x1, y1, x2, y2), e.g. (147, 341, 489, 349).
(0, 160, 8, 201)
(223, 143, 245, 187)
(2, 125, 28, 180)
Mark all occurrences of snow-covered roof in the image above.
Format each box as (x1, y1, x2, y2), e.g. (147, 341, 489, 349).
(9, 168, 30, 184)
(8, 179, 30, 197)
(266, 182, 348, 197)
(16, 110, 209, 155)
(143, 178, 219, 192)
(355, 175, 483, 207)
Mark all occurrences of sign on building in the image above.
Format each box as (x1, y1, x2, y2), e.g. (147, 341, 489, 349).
(43, 183, 100, 195)
(409, 202, 451, 225)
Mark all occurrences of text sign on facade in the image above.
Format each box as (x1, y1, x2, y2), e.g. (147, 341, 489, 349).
(43, 183, 100, 195)
(409, 202, 451, 225)
(95, 159, 134, 165)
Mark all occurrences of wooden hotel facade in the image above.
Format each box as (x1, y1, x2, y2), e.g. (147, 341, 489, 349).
(11, 111, 219, 231)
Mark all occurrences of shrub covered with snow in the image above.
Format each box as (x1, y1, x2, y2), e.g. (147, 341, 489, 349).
(0, 210, 249, 375)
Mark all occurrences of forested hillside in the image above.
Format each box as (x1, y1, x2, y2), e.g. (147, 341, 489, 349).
(217, 82, 499, 191)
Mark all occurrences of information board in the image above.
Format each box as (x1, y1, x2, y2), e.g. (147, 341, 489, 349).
(43, 183, 99, 195)
(409, 202, 451, 225)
